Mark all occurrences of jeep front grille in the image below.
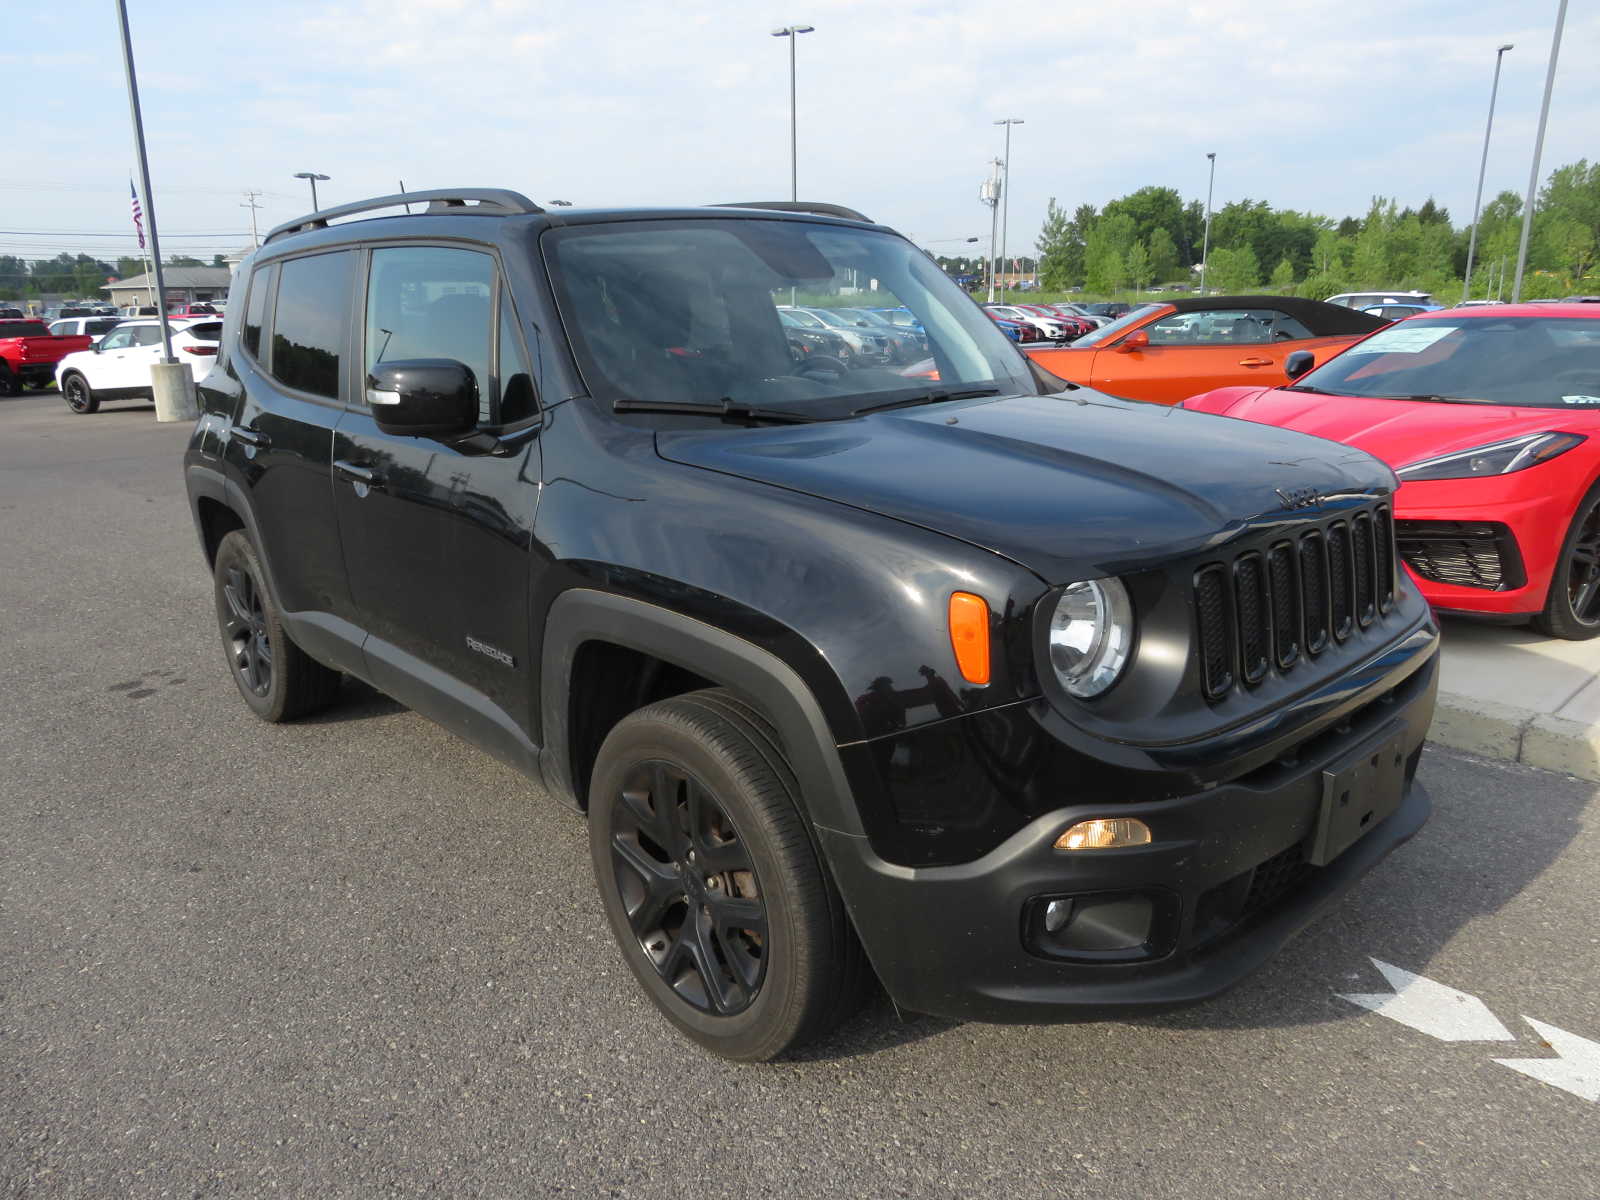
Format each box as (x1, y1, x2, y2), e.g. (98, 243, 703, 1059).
(1195, 504, 1397, 702)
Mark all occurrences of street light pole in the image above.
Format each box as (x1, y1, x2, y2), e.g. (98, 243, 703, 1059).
(294, 171, 330, 212)
(113, 0, 172, 366)
(771, 25, 814, 202)
(1462, 44, 1514, 303)
(1513, 0, 1567, 302)
(994, 118, 1023, 301)
(1199, 152, 1217, 295)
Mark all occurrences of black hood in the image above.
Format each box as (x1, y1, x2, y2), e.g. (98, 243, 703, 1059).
(655, 392, 1393, 583)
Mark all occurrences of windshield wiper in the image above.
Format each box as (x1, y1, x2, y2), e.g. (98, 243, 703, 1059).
(1283, 383, 1334, 394)
(1377, 394, 1497, 404)
(851, 387, 1001, 416)
(612, 398, 824, 424)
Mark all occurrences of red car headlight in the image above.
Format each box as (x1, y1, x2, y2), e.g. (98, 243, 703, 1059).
(1396, 432, 1585, 481)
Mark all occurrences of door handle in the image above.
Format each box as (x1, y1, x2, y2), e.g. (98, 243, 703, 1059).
(1238, 357, 1273, 367)
(334, 459, 383, 487)
(231, 426, 269, 448)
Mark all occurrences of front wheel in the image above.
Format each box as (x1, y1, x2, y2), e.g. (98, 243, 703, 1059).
(1535, 484, 1600, 639)
(61, 373, 97, 414)
(588, 689, 864, 1061)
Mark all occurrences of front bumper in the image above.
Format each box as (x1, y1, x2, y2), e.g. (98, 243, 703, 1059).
(822, 630, 1438, 1022)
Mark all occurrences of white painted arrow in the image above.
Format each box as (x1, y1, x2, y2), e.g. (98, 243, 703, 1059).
(1494, 1018, 1600, 1103)
(1337, 958, 1514, 1042)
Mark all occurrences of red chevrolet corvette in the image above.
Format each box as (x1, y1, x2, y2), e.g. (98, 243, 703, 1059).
(1182, 303, 1600, 637)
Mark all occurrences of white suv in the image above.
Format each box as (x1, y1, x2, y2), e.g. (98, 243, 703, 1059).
(55, 317, 222, 414)
(48, 316, 124, 344)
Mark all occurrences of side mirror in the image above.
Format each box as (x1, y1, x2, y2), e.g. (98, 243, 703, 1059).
(1285, 350, 1316, 380)
(367, 359, 478, 438)
(92, 341, 103, 353)
(1114, 329, 1150, 354)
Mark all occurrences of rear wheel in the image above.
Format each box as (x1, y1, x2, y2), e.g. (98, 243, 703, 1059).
(588, 688, 864, 1061)
(0, 363, 19, 397)
(212, 531, 342, 720)
(61, 373, 97, 414)
(1535, 485, 1600, 639)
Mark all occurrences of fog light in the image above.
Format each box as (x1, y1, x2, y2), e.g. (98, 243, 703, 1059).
(1054, 817, 1152, 851)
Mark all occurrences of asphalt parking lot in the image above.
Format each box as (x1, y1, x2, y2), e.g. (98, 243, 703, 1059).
(4, 390, 1599, 1198)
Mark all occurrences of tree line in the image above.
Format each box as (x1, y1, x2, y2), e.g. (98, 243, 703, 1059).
(0, 253, 228, 301)
(1030, 159, 1600, 299)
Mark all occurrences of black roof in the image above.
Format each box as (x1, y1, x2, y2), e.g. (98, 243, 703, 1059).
(1152, 294, 1388, 337)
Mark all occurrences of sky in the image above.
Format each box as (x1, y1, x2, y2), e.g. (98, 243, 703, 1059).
(3, 0, 1595, 268)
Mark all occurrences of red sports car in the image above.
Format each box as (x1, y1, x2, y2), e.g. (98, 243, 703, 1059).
(1181, 303, 1600, 637)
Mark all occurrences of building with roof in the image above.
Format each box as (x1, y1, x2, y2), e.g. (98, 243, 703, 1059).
(103, 265, 233, 310)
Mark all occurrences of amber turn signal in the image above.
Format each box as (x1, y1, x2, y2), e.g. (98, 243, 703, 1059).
(947, 591, 991, 685)
(1054, 818, 1153, 851)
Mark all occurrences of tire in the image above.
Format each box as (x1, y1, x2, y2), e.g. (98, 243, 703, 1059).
(61, 373, 97, 414)
(588, 688, 866, 1061)
(212, 530, 342, 720)
(1535, 484, 1600, 639)
(0, 363, 19, 397)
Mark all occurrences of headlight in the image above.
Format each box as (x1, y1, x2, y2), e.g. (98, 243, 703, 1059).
(1047, 578, 1134, 699)
(1397, 432, 1585, 481)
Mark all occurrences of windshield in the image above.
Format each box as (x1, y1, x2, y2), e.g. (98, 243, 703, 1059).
(1070, 304, 1163, 347)
(1298, 316, 1600, 408)
(545, 219, 1034, 416)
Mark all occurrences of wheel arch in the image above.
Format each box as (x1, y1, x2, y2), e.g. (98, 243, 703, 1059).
(538, 589, 866, 839)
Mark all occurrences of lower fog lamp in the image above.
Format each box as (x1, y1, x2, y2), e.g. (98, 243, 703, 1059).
(1054, 817, 1152, 851)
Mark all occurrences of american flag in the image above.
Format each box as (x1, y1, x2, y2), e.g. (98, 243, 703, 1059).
(130, 180, 145, 249)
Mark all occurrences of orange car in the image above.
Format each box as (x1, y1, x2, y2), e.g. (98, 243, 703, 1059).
(1026, 294, 1387, 405)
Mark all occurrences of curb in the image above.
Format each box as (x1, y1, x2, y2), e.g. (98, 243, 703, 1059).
(1427, 691, 1600, 781)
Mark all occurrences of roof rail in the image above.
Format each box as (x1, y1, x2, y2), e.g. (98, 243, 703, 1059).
(263, 189, 544, 245)
(711, 201, 873, 224)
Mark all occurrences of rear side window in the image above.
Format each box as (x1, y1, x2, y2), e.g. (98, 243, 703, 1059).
(0, 321, 47, 338)
(243, 264, 273, 360)
(131, 325, 163, 347)
(271, 252, 354, 399)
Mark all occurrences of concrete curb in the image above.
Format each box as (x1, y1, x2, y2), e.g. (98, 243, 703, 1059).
(1427, 691, 1600, 781)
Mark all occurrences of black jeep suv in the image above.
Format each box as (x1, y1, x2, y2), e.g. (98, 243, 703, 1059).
(184, 190, 1439, 1061)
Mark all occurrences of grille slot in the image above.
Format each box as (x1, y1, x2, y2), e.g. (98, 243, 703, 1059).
(1195, 565, 1234, 700)
(1300, 532, 1329, 655)
(1267, 542, 1299, 669)
(1194, 503, 1396, 702)
(1376, 506, 1395, 610)
(1352, 512, 1376, 627)
(1327, 521, 1353, 641)
(1234, 553, 1270, 686)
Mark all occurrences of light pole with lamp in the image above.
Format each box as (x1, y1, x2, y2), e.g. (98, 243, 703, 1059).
(994, 118, 1023, 300)
(1513, 0, 1568, 302)
(771, 25, 814, 202)
(1199, 152, 1216, 295)
(1462, 43, 1514, 303)
(294, 171, 330, 211)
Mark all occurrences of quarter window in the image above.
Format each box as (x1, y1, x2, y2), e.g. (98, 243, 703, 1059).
(364, 246, 494, 420)
(271, 252, 354, 399)
(242, 264, 273, 360)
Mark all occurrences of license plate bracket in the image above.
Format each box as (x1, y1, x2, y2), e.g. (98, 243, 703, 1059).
(1308, 721, 1409, 868)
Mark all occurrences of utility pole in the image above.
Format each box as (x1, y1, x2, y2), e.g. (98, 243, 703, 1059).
(1513, 0, 1567, 302)
(240, 190, 263, 248)
(982, 159, 1002, 302)
(1462, 44, 1514, 303)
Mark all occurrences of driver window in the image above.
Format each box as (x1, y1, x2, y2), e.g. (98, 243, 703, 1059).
(365, 246, 495, 421)
(99, 328, 134, 351)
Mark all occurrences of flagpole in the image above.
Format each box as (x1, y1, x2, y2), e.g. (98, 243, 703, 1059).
(115, 0, 172, 364)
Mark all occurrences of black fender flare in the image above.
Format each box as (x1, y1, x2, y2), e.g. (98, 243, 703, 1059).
(537, 588, 866, 838)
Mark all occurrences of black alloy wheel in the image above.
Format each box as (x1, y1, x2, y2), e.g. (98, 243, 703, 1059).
(588, 689, 866, 1061)
(221, 560, 273, 698)
(62, 373, 97, 414)
(608, 759, 768, 1016)
(1537, 485, 1600, 639)
(210, 531, 342, 720)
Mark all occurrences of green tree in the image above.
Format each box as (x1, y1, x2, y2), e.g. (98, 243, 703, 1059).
(166, 255, 205, 268)
(1145, 227, 1179, 283)
(1035, 199, 1075, 290)
(115, 256, 146, 279)
(1126, 241, 1153, 292)
(1205, 246, 1260, 292)
(1270, 257, 1295, 290)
